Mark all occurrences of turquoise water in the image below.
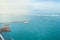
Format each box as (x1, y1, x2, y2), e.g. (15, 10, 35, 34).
(1, 16, 60, 40)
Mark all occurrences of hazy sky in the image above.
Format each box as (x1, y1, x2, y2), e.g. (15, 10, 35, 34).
(0, 0, 30, 15)
(31, 0, 60, 13)
(0, 0, 30, 22)
(0, 0, 60, 22)
(0, 0, 60, 15)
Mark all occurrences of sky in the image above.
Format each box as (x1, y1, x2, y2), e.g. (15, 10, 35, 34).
(0, 0, 30, 15)
(0, 0, 60, 15)
(0, 0, 30, 22)
(31, 0, 60, 14)
(0, 0, 60, 22)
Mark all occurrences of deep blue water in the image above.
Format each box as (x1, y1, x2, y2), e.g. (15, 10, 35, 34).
(1, 16, 60, 40)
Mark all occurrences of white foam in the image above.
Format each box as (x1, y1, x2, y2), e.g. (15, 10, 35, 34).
(0, 34, 4, 40)
(28, 14, 60, 16)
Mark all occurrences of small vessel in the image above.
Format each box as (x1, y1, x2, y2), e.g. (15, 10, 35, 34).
(24, 21, 29, 24)
(23, 19, 31, 24)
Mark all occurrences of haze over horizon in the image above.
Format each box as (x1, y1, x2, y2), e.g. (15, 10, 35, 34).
(0, 0, 60, 15)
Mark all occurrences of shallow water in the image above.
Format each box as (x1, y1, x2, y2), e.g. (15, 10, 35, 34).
(0, 16, 60, 40)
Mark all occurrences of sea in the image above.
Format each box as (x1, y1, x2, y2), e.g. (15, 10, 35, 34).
(0, 15, 60, 40)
